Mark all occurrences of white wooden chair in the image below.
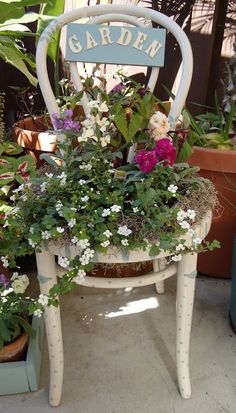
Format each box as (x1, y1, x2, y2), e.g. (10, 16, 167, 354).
(35, 4, 212, 406)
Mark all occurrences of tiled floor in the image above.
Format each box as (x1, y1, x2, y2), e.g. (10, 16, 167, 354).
(1, 275, 235, 413)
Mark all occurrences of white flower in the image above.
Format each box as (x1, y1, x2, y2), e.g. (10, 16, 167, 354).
(78, 239, 90, 250)
(179, 221, 190, 229)
(110, 205, 121, 213)
(11, 272, 19, 281)
(55, 200, 63, 211)
(102, 208, 111, 217)
(29, 226, 34, 234)
(11, 278, 28, 294)
(57, 171, 67, 186)
(20, 194, 28, 202)
(79, 162, 92, 171)
(68, 218, 76, 228)
(188, 228, 195, 236)
(133, 207, 139, 213)
(148, 111, 170, 140)
(58, 256, 70, 268)
(186, 209, 196, 221)
(10, 194, 16, 201)
(28, 239, 37, 248)
(71, 236, 79, 244)
(45, 172, 53, 178)
(99, 102, 109, 113)
(74, 269, 86, 283)
(40, 182, 47, 192)
(172, 254, 182, 262)
(79, 179, 87, 185)
(103, 230, 112, 238)
(38, 293, 49, 307)
(81, 195, 89, 202)
(80, 248, 95, 265)
(101, 240, 110, 248)
(193, 237, 202, 245)
(100, 135, 111, 147)
(176, 243, 185, 252)
(177, 210, 187, 222)
(121, 239, 129, 246)
(168, 184, 178, 194)
(41, 230, 51, 240)
(3, 220, 9, 228)
(12, 184, 25, 193)
(117, 225, 132, 237)
(33, 309, 43, 317)
(56, 227, 65, 233)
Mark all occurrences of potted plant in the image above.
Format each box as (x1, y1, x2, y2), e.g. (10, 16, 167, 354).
(187, 47, 236, 278)
(0, 75, 220, 317)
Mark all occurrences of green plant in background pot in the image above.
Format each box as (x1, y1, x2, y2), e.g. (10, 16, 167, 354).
(0, 75, 219, 317)
(188, 45, 236, 278)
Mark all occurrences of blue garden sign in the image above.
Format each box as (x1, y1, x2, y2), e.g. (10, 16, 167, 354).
(66, 24, 166, 67)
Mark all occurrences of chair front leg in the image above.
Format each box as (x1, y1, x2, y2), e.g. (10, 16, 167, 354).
(36, 251, 64, 407)
(176, 252, 197, 399)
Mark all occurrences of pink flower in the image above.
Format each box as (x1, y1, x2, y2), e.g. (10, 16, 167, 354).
(154, 138, 176, 166)
(134, 149, 158, 173)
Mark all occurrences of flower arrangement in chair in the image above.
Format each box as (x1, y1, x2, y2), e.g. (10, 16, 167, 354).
(0, 74, 220, 316)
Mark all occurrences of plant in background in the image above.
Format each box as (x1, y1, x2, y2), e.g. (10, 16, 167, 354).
(0, 75, 220, 317)
(0, 271, 36, 350)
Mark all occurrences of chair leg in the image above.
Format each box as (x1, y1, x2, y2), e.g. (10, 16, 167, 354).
(153, 259, 165, 294)
(176, 252, 197, 399)
(36, 251, 64, 407)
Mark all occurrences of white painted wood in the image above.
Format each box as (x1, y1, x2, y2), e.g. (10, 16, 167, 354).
(176, 252, 198, 399)
(153, 258, 166, 294)
(36, 251, 63, 407)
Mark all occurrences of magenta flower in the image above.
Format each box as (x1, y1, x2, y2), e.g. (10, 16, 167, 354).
(111, 84, 126, 93)
(134, 149, 158, 173)
(154, 138, 176, 166)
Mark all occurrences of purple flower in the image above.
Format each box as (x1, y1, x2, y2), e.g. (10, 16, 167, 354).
(154, 138, 176, 166)
(111, 84, 126, 93)
(134, 149, 158, 173)
(138, 87, 147, 98)
(51, 110, 81, 132)
(0, 273, 9, 289)
(64, 109, 73, 117)
(63, 117, 76, 130)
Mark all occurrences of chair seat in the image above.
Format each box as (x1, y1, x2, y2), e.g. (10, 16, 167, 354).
(44, 211, 212, 264)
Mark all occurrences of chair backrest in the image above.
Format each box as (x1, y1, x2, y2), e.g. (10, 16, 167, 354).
(36, 4, 193, 128)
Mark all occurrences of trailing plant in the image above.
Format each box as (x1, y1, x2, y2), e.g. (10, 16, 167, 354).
(0, 75, 219, 317)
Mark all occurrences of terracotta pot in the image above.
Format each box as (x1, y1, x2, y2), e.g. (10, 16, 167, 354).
(0, 332, 28, 363)
(11, 115, 57, 168)
(189, 146, 236, 278)
(88, 261, 153, 278)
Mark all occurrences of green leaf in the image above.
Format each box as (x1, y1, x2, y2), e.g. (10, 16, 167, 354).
(0, 2, 24, 24)
(39, 153, 57, 166)
(0, 41, 37, 85)
(15, 315, 36, 338)
(36, 0, 65, 63)
(177, 141, 193, 162)
(149, 244, 160, 256)
(115, 111, 143, 142)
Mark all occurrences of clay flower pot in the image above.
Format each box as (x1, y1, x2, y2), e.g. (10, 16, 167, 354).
(0, 332, 28, 363)
(11, 116, 57, 168)
(189, 146, 236, 278)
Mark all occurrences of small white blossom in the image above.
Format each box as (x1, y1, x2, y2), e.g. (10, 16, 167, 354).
(45, 172, 53, 178)
(71, 236, 79, 244)
(99, 102, 109, 113)
(55, 200, 63, 211)
(79, 162, 92, 171)
(74, 269, 86, 283)
(28, 239, 37, 248)
(41, 230, 51, 240)
(12, 184, 25, 193)
(132, 207, 139, 213)
(10, 194, 16, 201)
(34, 309, 43, 317)
(38, 293, 49, 307)
(20, 194, 28, 202)
(103, 230, 112, 238)
(172, 254, 182, 262)
(3, 220, 9, 228)
(121, 239, 129, 246)
(110, 205, 121, 213)
(40, 182, 47, 192)
(56, 227, 65, 233)
(79, 179, 87, 185)
(177, 210, 187, 222)
(58, 256, 70, 268)
(78, 239, 90, 250)
(81, 195, 89, 202)
(68, 218, 76, 228)
(168, 184, 178, 194)
(57, 171, 67, 186)
(117, 226, 132, 237)
(193, 237, 202, 245)
(102, 208, 111, 217)
(176, 243, 185, 252)
(101, 240, 110, 248)
(186, 209, 196, 221)
(29, 226, 34, 234)
(179, 221, 190, 229)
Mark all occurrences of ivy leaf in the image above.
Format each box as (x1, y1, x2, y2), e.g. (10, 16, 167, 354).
(114, 111, 143, 142)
